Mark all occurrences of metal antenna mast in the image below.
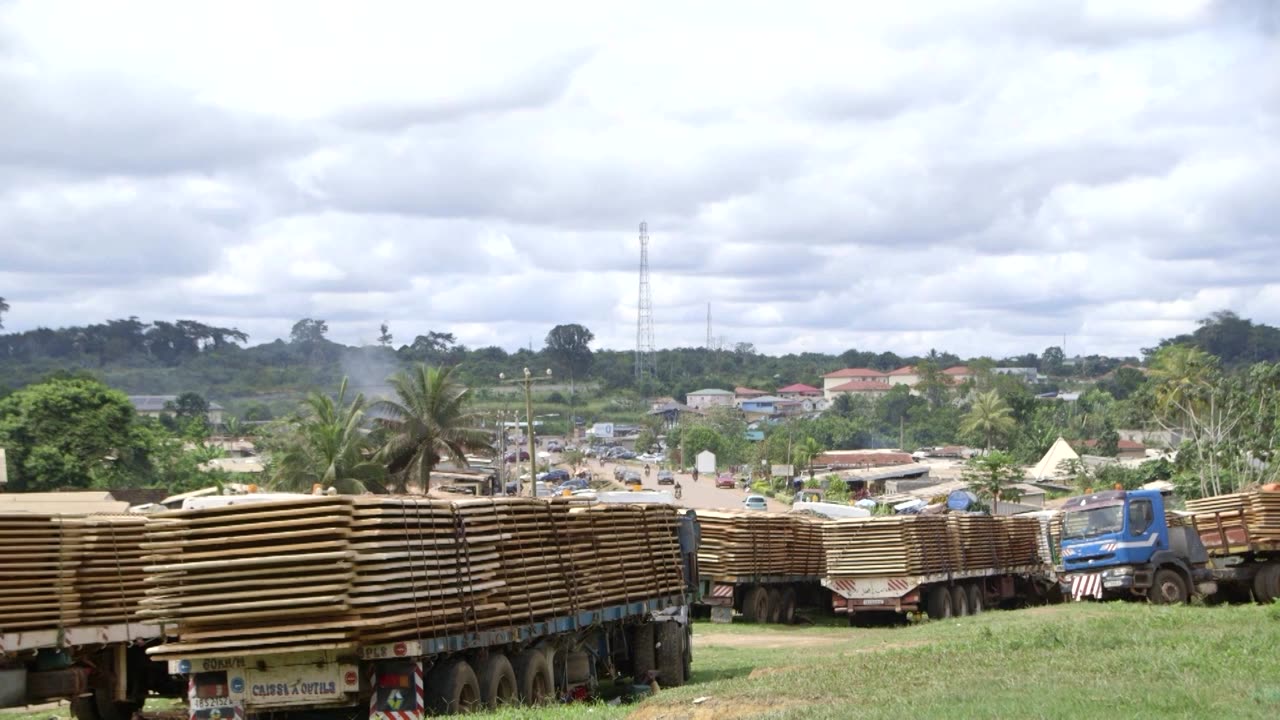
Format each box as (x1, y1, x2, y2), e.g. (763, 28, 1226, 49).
(635, 222, 655, 380)
(706, 302, 712, 349)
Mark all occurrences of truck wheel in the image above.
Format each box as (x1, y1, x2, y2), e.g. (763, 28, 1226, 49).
(766, 588, 785, 623)
(512, 649, 553, 705)
(93, 689, 139, 720)
(1254, 564, 1280, 604)
(655, 621, 686, 688)
(70, 697, 100, 720)
(967, 584, 984, 615)
(630, 623, 657, 681)
(779, 587, 797, 624)
(426, 658, 481, 714)
(925, 586, 952, 620)
(476, 653, 518, 709)
(682, 624, 693, 682)
(742, 586, 769, 623)
(1150, 569, 1189, 605)
(949, 585, 969, 617)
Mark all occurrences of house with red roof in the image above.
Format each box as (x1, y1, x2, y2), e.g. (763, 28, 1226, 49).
(825, 379, 895, 401)
(821, 367, 888, 392)
(733, 386, 767, 406)
(886, 366, 919, 387)
(776, 382, 822, 399)
(942, 366, 975, 384)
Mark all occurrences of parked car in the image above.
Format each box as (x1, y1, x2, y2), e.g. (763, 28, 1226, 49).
(613, 466, 627, 481)
(742, 495, 768, 511)
(538, 469, 571, 484)
(504, 449, 531, 463)
(545, 441, 564, 452)
(656, 470, 675, 485)
(618, 451, 637, 460)
(715, 473, 736, 489)
(556, 478, 590, 493)
(636, 452, 665, 463)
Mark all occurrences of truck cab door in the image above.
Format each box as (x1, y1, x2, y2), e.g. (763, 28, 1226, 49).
(1118, 497, 1163, 564)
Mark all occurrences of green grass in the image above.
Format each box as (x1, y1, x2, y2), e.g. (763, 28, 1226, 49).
(6, 603, 1277, 719)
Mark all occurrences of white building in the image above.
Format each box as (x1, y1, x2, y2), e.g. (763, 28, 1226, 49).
(685, 388, 735, 410)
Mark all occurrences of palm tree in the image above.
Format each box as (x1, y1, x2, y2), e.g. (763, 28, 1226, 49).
(792, 436, 823, 479)
(372, 364, 493, 494)
(960, 390, 1016, 451)
(1148, 344, 1217, 420)
(270, 378, 385, 494)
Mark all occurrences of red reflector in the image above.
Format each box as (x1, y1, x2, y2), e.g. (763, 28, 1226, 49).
(378, 674, 410, 689)
(195, 684, 227, 699)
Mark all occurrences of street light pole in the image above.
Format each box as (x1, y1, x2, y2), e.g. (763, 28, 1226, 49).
(500, 368, 552, 497)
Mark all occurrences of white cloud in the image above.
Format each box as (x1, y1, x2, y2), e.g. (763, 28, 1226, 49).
(1, 0, 1278, 360)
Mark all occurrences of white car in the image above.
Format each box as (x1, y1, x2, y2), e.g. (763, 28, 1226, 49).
(742, 495, 768, 511)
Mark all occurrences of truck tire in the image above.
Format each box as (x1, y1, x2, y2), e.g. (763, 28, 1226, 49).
(925, 586, 952, 620)
(424, 655, 481, 712)
(90, 683, 141, 720)
(655, 621, 686, 687)
(630, 623, 656, 681)
(1254, 564, 1280, 604)
(476, 653, 518, 709)
(70, 697, 100, 720)
(967, 584, 984, 615)
(779, 587, 797, 624)
(949, 585, 969, 617)
(766, 588, 785, 623)
(512, 649, 553, 705)
(426, 658, 481, 714)
(742, 586, 769, 623)
(1150, 568, 1189, 605)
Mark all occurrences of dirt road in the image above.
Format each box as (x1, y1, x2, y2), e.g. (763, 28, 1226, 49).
(589, 458, 790, 512)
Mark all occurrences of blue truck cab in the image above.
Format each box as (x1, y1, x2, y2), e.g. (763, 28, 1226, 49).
(1059, 489, 1214, 603)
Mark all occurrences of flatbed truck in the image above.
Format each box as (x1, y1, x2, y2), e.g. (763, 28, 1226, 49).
(1059, 489, 1279, 604)
(697, 574, 821, 624)
(165, 504, 701, 718)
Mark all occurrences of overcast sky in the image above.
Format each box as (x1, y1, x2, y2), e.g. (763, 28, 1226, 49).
(1, 1, 1276, 359)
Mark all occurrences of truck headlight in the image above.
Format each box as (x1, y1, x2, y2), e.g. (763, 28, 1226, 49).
(1103, 567, 1133, 578)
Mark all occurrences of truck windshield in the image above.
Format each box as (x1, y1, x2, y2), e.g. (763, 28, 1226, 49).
(1062, 504, 1124, 540)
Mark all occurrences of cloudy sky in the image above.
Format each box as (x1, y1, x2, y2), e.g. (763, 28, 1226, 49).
(1, 1, 1277, 359)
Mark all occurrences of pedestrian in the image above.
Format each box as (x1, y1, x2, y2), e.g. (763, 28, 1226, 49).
(691, 468, 699, 483)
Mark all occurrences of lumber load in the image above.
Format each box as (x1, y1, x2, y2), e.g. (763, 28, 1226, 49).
(0, 513, 84, 632)
(144, 495, 688, 659)
(1186, 490, 1280, 551)
(693, 511, 826, 578)
(75, 516, 152, 625)
(823, 514, 1042, 579)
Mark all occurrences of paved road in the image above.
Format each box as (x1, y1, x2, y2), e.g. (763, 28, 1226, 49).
(586, 458, 790, 512)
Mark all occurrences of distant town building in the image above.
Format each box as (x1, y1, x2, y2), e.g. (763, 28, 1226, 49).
(685, 388, 735, 410)
(776, 383, 822, 398)
(942, 366, 975, 384)
(886, 366, 920, 387)
(992, 367, 1039, 383)
(824, 380, 894, 401)
(821, 368, 888, 392)
(128, 395, 225, 425)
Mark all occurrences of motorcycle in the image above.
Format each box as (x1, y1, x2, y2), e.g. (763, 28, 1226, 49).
(674, 483, 683, 500)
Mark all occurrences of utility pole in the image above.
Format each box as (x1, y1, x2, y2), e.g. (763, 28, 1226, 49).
(706, 302, 712, 349)
(501, 368, 552, 497)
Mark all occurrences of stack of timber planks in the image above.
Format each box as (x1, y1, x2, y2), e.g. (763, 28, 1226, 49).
(143, 496, 687, 659)
(1, 513, 154, 634)
(75, 515, 151, 625)
(695, 511, 825, 578)
(823, 514, 1043, 579)
(1186, 490, 1280, 551)
(0, 513, 83, 632)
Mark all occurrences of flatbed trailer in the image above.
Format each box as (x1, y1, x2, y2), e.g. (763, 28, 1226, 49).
(0, 623, 180, 719)
(823, 563, 1056, 624)
(159, 498, 702, 718)
(696, 574, 822, 624)
(172, 596, 690, 719)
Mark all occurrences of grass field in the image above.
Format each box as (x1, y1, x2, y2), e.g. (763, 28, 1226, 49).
(5, 602, 1278, 720)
